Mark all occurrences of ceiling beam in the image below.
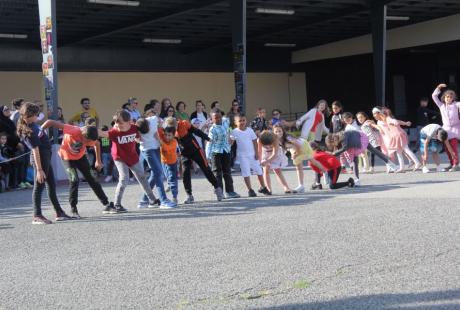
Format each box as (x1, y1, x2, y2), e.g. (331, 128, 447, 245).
(188, 0, 399, 53)
(62, 0, 224, 46)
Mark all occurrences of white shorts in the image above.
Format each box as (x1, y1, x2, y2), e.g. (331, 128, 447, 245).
(238, 155, 263, 177)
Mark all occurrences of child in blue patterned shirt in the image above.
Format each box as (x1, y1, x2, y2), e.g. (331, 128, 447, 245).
(208, 108, 240, 199)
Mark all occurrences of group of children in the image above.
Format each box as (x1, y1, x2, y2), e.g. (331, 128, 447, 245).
(13, 83, 460, 224)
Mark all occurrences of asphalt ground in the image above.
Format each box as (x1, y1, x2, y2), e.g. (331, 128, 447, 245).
(1, 163, 459, 310)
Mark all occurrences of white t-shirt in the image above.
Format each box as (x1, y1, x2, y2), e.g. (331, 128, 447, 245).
(139, 116, 160, 151)
(231, 127, 257, 157)
(421, 124, 441, 138)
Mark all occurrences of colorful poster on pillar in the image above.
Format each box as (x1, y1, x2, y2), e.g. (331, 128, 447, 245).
(38, 0, 57, 114)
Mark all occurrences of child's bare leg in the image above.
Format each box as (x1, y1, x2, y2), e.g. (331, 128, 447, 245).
(243, 176, 252, 191)
(433, 152, 441, 166)
(273, 168, 290, 191)
(257, 174, 266, 188)
(295, 163, 304, 187)
(263, 166, 271, 192)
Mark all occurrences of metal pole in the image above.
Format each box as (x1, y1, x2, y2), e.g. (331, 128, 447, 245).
(38, 0, 59, 143)
(231, 0, 247, 113)
(371, 3, 387, 106)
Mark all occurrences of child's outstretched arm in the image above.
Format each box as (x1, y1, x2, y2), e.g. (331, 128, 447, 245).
(252, 139, 259, 160)
(41, 119, 64, 130)
(432, 83, 446, 107)
(93, 141, 103, 171)
(190, 126, 210, 141)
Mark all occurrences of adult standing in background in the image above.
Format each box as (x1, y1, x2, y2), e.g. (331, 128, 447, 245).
(296, 99, 330, 142)
(10, 98, 24, 126)
(69, 98, 99, 128)
(144, 99, 160, 115)
(33, 100, 46, 125)
(175, 101, 189, 121)
(0, 105, 28, 189)
(160, 98, 173, 119)
(227, 99, 240, 129)
(128, 97, 141, 121)
(250, 107, 269, 136)
(190, 100, 209, 130)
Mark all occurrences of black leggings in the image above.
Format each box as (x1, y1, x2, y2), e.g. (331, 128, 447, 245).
(62, 156, 109, 212)
(315, 167, 350, 189)
(32, 149, 64, 217)
(368, 145, 390, 167)
(182, 149, 219, 195)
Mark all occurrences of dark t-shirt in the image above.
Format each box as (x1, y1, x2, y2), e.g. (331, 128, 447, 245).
(417, 107, 439, 127)
(22, 123, 51, 151)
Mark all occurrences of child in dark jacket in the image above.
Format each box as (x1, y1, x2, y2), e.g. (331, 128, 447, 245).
(171, 118, 223, 203)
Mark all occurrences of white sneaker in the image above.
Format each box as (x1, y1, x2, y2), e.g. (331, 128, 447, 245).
(435, 166, 444, 172)
(294, 185, 305, 193)
(387, 162, 397, 172)
(422, 166, 430, 173)
(104, 175, 113, 183)
(354, 179, 361, 187)
(159, 200, 177, 209)
(137, 203, 148, 209)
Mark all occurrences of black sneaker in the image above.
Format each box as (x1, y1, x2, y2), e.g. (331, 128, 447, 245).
(348, 178, 355, 188)
(311, 183, 323, 190)
(248, 189, 257, 197)
(102, 202, 118, 214)
(258, 186, 271, 195)
(115, 204, 128, 213)
(55, 213, 73, 222)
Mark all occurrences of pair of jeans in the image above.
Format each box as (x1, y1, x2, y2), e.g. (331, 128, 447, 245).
(114, 159, 156, 206)
(139, 148, 168, 204)
(163, 163, 178, 198)
(211, 152, 234, 193)
(101, 152, 112, 177)
(182, 149, 218, 195)
(61, 156, 109, 211)
(31, 149, 64, 217)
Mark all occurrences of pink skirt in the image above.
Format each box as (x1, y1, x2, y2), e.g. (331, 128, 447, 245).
(345, 132, 369, 160)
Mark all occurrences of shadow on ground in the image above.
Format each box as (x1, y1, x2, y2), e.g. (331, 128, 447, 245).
(255, 289, 460, 310)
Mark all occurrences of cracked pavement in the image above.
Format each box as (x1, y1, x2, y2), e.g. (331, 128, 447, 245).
(1, 165, 459, 309)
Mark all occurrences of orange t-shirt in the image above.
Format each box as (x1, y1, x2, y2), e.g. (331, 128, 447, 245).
(158, 128, 178, 164)
(59, 124, 96, 161)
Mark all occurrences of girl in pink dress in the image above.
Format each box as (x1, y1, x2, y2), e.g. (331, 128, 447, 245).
(432, 84, 460, 171)
(371, 107, 421, 173)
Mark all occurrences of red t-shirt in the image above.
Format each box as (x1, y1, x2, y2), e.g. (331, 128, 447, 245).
(59, 124, 96, 161)
(310, 111, 323, 132)
(310, 151, 341, 175)
(108, 125, 140, 167)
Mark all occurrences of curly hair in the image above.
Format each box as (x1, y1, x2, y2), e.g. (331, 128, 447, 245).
(259, 130, 277, 146)
(16, 102, 39, 138)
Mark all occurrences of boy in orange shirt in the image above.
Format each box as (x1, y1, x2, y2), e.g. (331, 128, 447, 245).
(42, 119, 114, 217)
(158, 125, 180, 204)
